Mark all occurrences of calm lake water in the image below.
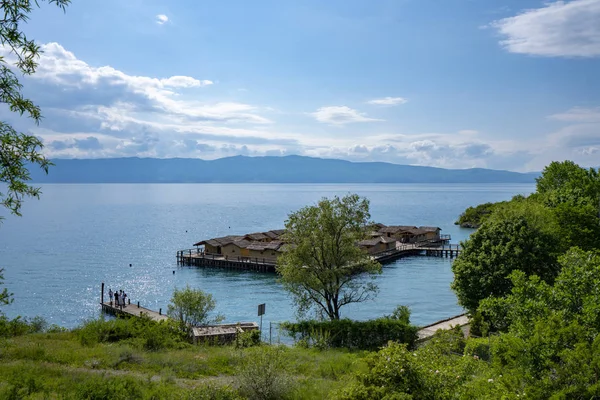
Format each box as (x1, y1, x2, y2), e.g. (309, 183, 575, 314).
(0, 183, 534, 330)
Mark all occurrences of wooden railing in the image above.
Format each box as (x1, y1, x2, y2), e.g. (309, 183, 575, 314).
(177, 249, 277, 265)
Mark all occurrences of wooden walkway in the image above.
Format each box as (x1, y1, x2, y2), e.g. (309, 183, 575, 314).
(177, 242, 461, 272)
(417, 314, 469, 341)
(374, 242, 461, 264)
(176, 251, 276, 272)
(100, 301, 169, 322)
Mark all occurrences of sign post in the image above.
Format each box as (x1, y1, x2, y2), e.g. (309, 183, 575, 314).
(258, 303, 266, 334)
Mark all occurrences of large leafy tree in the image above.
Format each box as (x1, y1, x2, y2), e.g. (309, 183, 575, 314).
(277, 194, 382, 321)
(167, 285, 223, 328)
(451, 205, 560, 314)
(535, 160, 600, 206)
(1, 0, 69, 220)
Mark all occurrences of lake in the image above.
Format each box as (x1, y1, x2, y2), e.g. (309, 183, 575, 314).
(0, 183, 533, 330)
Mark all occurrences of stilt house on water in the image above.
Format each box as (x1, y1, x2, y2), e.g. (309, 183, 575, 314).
(177, 224, 453, 270)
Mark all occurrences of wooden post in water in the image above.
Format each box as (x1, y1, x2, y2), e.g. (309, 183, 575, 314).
(101, 282, 104, 304)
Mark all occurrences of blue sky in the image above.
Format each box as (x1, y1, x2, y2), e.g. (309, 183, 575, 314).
(3, 0, 600, 171)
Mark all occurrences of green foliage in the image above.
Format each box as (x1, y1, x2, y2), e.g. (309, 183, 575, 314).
(186, 384, 244, 400)
(234, 329, 261, 349)
(473, 248, 600, 397)
(335, 329, 489, 400)
(388, 305, 411, 324)
(167, 285, 224, 328)
(0, 327, 365, 399)
(74, 374, 145, 399)
(0, 268, 13, 309)
(536, 160, 600, 204)
(235, 345, 295, 400)
(455, 202, 500, 228)
(463, 337, 490, 362)
(282, 316, 419, 351)
(0, 315, 58, 337)
(552, 201, 600, 251)
(75, 316, 188, 351)
(451, 208, 560, 314)
(277, 194, 382, 320)
(0, 0, 70, 220)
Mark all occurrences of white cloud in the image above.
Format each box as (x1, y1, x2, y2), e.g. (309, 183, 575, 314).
(367, 97, 408, 106)
(492, 0, 600, 57)
(156, 14, 169, 25)
(0, 43, 276, 126)
(311, 106, 382, 125)
(549, 106, 600, 123)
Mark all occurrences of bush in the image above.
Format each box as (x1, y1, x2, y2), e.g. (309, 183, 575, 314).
(234, 329, 261, 349)
(186, 384, 243, 400)
(282, 317, 418, 350)
(75, 316, 188, 350)
(0, 315, 53, 337)
(235, 346, 294, 400)
(75, 375, 145, 399)
(463, 338, 491, 362)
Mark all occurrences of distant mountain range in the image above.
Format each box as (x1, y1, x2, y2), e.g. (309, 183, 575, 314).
(28, 156, 538, 184)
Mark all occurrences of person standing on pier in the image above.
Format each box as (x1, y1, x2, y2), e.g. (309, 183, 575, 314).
(123, 292, 127, 306)
(108, 288, 113, 305)
(115, 291, 120, 309)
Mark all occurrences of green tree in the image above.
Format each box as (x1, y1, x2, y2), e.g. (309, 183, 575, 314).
(167, 285, 223, 328)
(451, 206, 560, 314)
(1, 0, 69, 220)
(277, 194, 381, 320)
(536, 160, 600, 206)
(0, 268, 12, 308)
(552, 202, 600, 251)
(477, 248, 600, 397)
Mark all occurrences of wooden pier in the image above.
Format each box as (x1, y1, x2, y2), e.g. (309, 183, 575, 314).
(176, 250, 276, 272)
(100, 301, 169, 322)
(421, 244, 462, 258)
(99, 283, 259, 343)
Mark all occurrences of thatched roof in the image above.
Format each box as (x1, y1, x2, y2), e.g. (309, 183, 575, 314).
(378, 225, 418, 234)
(193, 235, 244, 247)
(244, 232, 270, 241)
(358, 236, 397, 247)
(419, 226, 441, 232)
(246, 240, 285, 252)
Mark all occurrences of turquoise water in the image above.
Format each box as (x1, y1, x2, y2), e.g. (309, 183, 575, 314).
(0, 183, 534, 328)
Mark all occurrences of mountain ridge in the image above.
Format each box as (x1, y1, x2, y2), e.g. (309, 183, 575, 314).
(27, 155, 538, 183)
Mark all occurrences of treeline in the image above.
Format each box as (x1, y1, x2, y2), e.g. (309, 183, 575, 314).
(336, 160, 600, 399)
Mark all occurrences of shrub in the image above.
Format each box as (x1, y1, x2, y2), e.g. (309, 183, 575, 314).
(234, 329, 261, 349)
(235, 346, 294, 400)
(75, 316, 188, 350)
(282, 317, 418, 350)
(75, 375, 144, 399)
(464, 338, 491, 362)
(0, 315, 53, 337)
(186, 384, 243, 400)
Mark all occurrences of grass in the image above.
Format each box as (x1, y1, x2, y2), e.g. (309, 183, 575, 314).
(0, 327, 367, 399)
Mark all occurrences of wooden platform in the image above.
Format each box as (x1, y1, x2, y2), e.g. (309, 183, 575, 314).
(176, 251, 276, 272)
(177, 242, 461, 272)
(417, 314, 469, 341)
(100, 301, 169, 322)
(191, 322, 259, 344)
